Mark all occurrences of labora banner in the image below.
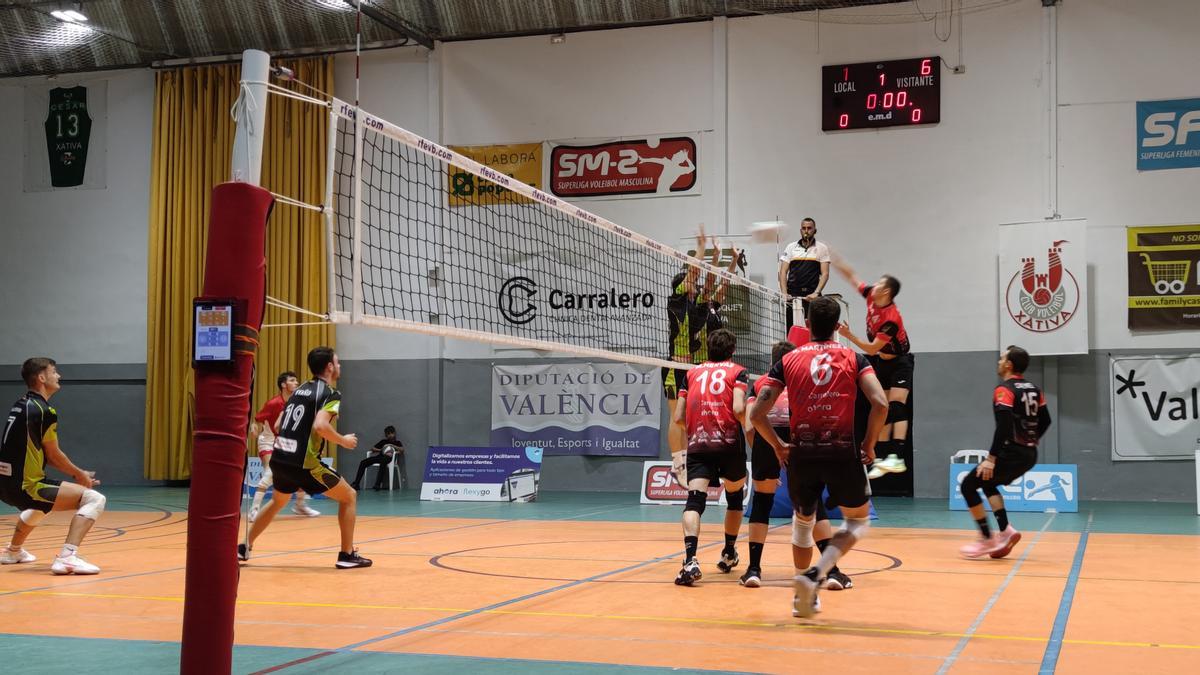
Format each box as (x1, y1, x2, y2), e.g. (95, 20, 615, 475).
(491, 363, 660, 456)
(949, 463, 1078, 513)
(447, 142, 543, 207)
(1110, 355, 1200, 461)
(1137, 97, 1200, 171)
(420, 446, 543, 502)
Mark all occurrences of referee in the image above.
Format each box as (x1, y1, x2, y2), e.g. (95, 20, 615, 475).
(777, 218, 831, 328)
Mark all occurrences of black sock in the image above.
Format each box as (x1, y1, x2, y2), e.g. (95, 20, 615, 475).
(994, 508, 1009, 532)
(816, 538, 830, 553)
(684, 536, 699, 562)
(749, 542, 764, 569)
(724, 533, 738, 553)
(976, 517, 992, 539)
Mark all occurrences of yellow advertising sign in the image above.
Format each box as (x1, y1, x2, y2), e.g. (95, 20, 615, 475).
(447, 143, 542, 207)
(1127, 224, 1200, 329)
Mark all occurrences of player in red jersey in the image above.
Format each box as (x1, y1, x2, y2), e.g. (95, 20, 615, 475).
(670, 328, 749, 586)
(832, 255, 911, 481)
(741, 340, 853, 591)
(246, 371, 319, 521)
(749, 297, 888, 617)
(959, 345, 1051, 559)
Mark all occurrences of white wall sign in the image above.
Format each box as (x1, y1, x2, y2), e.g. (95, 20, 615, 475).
(1110, 355, 1200, 461)
(998, 219, 1088, 355)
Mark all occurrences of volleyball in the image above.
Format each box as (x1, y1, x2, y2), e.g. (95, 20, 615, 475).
(748, 220, 787, 243)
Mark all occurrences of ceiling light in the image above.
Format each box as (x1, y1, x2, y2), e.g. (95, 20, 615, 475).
(51, 9, 88, 23)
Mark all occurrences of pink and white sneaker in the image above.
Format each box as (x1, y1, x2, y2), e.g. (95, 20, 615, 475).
(959, 536, 1002, 559)
(51, 553, 100, 575)
(989, 526, 1022, 559)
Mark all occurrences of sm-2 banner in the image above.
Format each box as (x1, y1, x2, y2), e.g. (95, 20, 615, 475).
(547, 134, 702, 200)
(1110, 355, 1200, 461)
(491, 363, 660, 456)
(998, 219, 1088, 355)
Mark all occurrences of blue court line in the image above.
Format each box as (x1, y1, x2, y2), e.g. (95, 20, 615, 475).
(935, 513, 1057, 675)
(1039, 511, 1093, 674)
(254, 524, 784, 674)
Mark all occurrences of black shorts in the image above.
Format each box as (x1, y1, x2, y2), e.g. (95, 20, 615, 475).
(661, 367, 689, 400)
(787, 457, 870, 516)
(269, 458, 342, 496)
(0, 478, 61, 514)
(991, 446, 1038, 486)
(871, 352, 914, 390)
(751, 426, 789, 481)
(686, 449, 747, 486)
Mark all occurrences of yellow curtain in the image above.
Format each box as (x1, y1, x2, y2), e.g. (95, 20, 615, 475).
(145, 57, 336, 480)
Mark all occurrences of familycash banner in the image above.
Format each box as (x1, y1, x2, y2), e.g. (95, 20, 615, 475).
(997, 219, 1088, 356)
(491, 363, 660, 457)
(1127, 224, 1200, 330)
(1110, 355, 1200, 461)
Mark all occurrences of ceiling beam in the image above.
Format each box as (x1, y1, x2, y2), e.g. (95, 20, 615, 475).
(345, 0, 434, 50)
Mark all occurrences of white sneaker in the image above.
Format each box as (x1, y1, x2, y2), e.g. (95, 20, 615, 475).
(868, 454, 907, 479)
(51, 554, 100, 575)
(792, 568, 821, 618)
(1, 548, 36, 565)
(247, 506, 260, 523)
(293, 502, 320, 517)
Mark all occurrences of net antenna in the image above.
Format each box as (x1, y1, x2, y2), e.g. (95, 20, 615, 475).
(326, 103, 789, 373)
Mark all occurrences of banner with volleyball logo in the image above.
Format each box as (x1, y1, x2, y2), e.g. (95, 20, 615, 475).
(997, 219, 1089, 355)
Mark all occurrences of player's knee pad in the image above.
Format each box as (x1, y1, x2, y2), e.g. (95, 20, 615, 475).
(886, 400, 907, 424)
(725, 487, 745, 512)
(981, 484, 1001, 499)
(791, 514, 815, 548)
(960, 473, 985, 507)
(684, 490, 707, 516)
(76, 489, 106, 521)
(749, 491, 774, 524)
(257, 464, 274, 490)
(18, 509, 46, 527)
(841, 517, 870, 541)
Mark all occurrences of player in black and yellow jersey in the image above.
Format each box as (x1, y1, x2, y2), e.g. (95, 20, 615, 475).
(1, 357, 107, 574)
(238, 347, 371, 568)
(664, 227, 741, 484)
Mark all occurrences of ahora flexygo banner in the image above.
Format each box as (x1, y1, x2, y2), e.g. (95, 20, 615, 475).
(447, 142, 542, 207)
(1128, 224, 1200, 330)
(491, 363, 660, 457)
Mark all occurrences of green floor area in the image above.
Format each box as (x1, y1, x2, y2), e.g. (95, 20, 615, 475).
(0, 634, 751, 675)
(49, 486, 1200, 535)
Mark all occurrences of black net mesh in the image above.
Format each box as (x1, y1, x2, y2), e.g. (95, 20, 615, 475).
(331, 109, 787, 373)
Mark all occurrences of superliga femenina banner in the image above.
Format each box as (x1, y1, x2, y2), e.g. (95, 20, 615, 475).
(491, 363, 661, 457)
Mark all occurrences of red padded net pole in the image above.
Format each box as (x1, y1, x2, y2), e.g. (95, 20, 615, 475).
(181, 182, 274, 673)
